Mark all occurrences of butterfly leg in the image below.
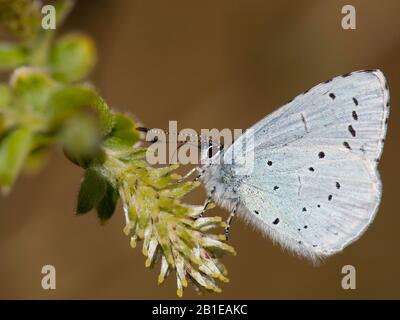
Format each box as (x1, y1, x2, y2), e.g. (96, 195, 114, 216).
(225, 201, 239, 239)
(199, 186, 216, 217)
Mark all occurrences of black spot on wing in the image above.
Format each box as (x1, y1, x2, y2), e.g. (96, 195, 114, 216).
(352, 111, 358, 121)
(328, 195, 333, 201)
(254, 210, 259, 215)
(318, 151, 325, 159)
(343, 141, 351, 150)
(329, 93, 336, 100)
(336, 182, 341, 189)
(348, 125, 356, 137)
(273, 218, 280, 225)
(273, 186, 279, 190)
(267, 161, 272, 166)
(309, 167, 315, 172)
(352, 97, 358, 106)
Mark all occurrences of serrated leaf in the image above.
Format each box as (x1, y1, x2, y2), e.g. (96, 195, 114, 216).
(0, 127, 32, 191)
(49, 33, 96, 83)
(0, 43, 29, 70)
(76, 167, 107, 214)
(49, 85, 113, 136)
(103, 113, 140, 150)
(96, 181, 119, 223)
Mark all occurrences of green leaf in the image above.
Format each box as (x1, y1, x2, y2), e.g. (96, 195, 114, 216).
(103, 113, 140, 150)
(76, 165, 119, 222)
(11, 67, 55, 114)
(96, 181, 119, 223)
(62, 114, 102, 168)
(0, 85, 13, 133)
(76, 167, 107, 214)
(0, 84, 12, 109)
(49, 33, 96, 82)
(49, 85, 113, 136)
(0, 127, 32, 191)
(0, 43, 29, 70)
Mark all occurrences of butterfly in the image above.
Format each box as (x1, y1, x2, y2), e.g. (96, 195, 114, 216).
(197, 69, 390, 262)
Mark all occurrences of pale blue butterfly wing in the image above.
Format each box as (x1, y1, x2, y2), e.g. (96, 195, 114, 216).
(240, 143, 381, 260)
(248, 70, 389, 165)
(202, 70, 390, 261)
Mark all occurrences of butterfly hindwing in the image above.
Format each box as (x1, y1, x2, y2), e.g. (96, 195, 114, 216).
(238, 142, 381, 260)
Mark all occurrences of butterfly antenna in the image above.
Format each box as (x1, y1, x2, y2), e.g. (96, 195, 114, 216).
(136, 127, 159, 143)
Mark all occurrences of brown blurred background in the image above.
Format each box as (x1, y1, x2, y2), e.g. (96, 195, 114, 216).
(0, 0, 400, 299)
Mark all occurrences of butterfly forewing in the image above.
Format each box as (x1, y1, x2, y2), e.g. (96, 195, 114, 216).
(247, 70, 389, 166)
